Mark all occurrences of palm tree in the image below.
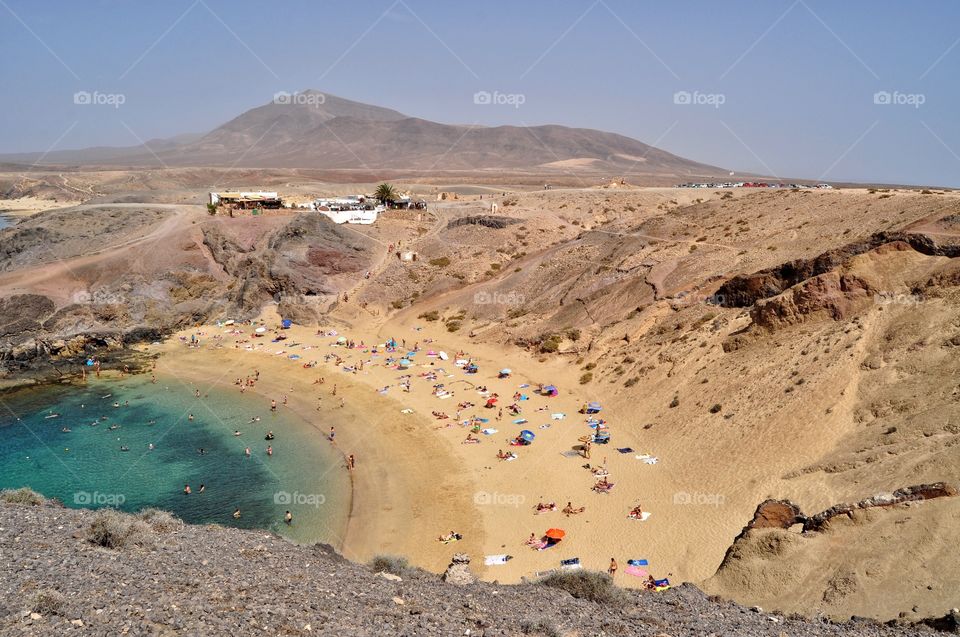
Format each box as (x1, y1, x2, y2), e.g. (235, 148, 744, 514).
(374, 183, 396, 205)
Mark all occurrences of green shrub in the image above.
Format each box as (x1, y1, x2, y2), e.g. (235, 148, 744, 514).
(538, 570, 619, 604)
(566, 328, 581, 341)
(540, 334, 562, 353)
(418, 310, 440, 322)
(709, 403, 722, 414)
(429, 256, 451, 267)
(579, 372, 593, 384)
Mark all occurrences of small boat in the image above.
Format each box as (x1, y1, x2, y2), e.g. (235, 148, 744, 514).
(45, 413, 61, 419)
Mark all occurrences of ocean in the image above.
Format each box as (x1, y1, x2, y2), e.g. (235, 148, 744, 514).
(0, 373, 350, 545)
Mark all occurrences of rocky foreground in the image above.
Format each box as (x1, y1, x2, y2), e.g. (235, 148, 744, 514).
(0, 497, 953, 636)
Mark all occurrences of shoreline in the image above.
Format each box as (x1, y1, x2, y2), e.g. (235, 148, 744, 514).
(147, 326, 487, 572)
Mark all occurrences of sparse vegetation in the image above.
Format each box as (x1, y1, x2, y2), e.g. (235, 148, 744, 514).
(0, 487, 45, 505)
(538, 570, 619, 604)
(370, 554, 410, 576)
(579, 372, 593, 384)
(136, 508, 183, 532)
(31, 589, 66, 616)
(709, 403, 722, 414)
(86, 509, 152, 549)
(428, 256, 451, 268)
(418, 310, 440, 322)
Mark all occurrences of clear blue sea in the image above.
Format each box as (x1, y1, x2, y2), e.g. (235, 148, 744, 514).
(0, 374, 350, 545)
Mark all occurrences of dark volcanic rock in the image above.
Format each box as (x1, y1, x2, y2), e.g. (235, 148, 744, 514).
(716, 233, 960, 308)
(803, 482, 958, 533)
(0, 499, 941, 636)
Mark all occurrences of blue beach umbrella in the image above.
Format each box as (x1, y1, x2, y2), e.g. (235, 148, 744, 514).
(520, 429, 535, 442)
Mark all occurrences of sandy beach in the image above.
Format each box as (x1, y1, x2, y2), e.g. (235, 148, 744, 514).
(148, 304, 713, 587)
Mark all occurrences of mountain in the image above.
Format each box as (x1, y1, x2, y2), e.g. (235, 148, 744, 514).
(0, 90, 726, 177)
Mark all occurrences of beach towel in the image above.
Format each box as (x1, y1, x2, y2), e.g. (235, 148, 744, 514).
(617, 447, 634, 454)
(551, 413, 566, 420)
(636, 454, 659, 464)
(512, 418, 528, 424)
(654, 578, 671, 591)
(484, 554, 513, 566)
(519, 395, 528, 400)
(538, 424, 551, 429)
(624, 566, 649, 578)
(518, 384, 529, 388)
(560, 558, 581, 570)
(481, 428, 498, 435)
(628, 511, 652, 521)
(400, 408, 414, 414)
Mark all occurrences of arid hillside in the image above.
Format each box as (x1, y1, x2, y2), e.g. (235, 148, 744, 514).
(2, 176, 960, 621)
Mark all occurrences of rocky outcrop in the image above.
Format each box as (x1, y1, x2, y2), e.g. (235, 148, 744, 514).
(803, 482, 958, 533)
(441, 552, 475, 585)
(446, 215, 520, 230)
(716, 233, 960, 309)
(749, 272, 876, 331)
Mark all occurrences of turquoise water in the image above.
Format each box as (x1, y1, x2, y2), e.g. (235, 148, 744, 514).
(0, 374, 350, 544)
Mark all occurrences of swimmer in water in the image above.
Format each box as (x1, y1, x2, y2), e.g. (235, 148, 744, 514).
(266, 445, 273, 456)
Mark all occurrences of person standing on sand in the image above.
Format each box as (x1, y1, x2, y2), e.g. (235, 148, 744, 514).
(347, 454, 355, 470)
(582, 441, 591, 459)
(608, 558, 617, 577)
(329, 426, 335, 442)
(270, 399, 277, 412)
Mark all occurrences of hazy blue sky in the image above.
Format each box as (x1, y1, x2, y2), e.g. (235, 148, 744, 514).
(2, 0, 958, 185)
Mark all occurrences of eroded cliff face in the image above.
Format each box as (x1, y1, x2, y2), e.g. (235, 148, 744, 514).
(706, 484, 960, 622)
(0, 207, 378, 380)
